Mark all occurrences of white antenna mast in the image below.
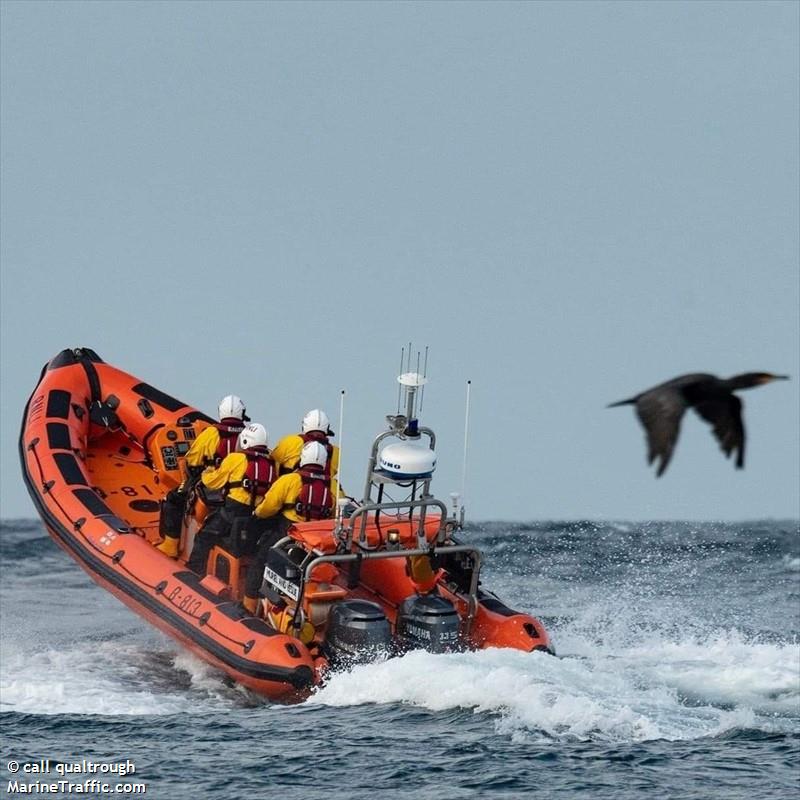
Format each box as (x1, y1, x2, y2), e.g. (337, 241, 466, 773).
(459, 380, 471, 525)
(419, 345, 429, 413)
(396, 347, 404, 414)
(335, 389, 347, 525)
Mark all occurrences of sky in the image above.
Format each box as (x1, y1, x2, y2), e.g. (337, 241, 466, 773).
(1, 0, 798, 521)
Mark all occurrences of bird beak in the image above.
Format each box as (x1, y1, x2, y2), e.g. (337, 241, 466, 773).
(771, 375, 790, 381)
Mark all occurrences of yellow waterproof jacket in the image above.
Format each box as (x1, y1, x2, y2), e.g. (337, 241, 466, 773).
(201, 452, 272, 507)
(185, 426, 221, 469)
(254, 472, 341, 523)
(271, 434, 340, 476)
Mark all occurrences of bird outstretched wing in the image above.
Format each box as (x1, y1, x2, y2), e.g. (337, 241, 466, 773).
(635, 389, 687, 477)
(693, 395, 745, 468)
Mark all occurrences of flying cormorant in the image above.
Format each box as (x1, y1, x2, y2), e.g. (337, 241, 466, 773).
(608, 372, 789, 476)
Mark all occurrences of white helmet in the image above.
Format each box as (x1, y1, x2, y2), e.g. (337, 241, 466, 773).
(218, 394, 247, 421)
(238, 423, 268, 450)
(301, 409, 331, 435)
(299, 441, 328, 469)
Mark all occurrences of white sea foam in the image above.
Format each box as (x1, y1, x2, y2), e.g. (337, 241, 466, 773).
(0, 640, 241, 716)
(617, 631, 800, 716)
(781, 554, 800, 570)
(309, 648, 670, 742)
(170, 650, 261, 706)
(3, 615, 796, 735)
(609, 522, 633, 533)
(3, 520, 797, 736)
(308, 631, 800, 742)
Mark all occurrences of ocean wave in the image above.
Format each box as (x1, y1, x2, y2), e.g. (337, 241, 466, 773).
(0, 640, 257, 716)
(306, 644, 796, 743)
(781, 554, 800, 570)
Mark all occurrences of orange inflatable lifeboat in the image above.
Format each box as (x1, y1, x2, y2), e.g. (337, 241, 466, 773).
(20, 348, 553, 702)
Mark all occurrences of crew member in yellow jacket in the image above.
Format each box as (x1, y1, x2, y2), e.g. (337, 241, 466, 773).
(158, 394, 249, 556)
(271, 408, 340, 476)
(184, 393, 249, 474)
(186, 423, 277, 575)
(241, 441, 341, 613)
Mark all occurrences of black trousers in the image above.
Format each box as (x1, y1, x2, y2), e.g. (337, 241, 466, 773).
(244, 517, 292, 597)
(159, 488, 186, 539)
(187, 498, 252, 575)
(159, 467, 206, 539)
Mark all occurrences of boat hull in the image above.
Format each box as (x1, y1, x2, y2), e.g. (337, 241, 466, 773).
(20, 349, 552, 702)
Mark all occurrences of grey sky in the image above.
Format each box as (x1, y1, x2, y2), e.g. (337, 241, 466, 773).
(2, 1, 798, 521)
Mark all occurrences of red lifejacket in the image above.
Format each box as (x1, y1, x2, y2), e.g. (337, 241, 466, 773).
(301, 431, 334, 478)
(294, 465, 334, 521)
(213, 418, 246, 467)
(228, 448, 278, 507)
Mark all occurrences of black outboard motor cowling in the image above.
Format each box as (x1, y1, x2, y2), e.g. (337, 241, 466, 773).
(396, 593, 462, 653)
(323, 600, 392, 669)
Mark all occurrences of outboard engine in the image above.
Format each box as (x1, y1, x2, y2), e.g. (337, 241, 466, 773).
(323, 599, 392, 669)
(396, 593, 462, 653)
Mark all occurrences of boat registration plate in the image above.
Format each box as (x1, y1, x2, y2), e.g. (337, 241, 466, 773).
(263, 566, 300, 601)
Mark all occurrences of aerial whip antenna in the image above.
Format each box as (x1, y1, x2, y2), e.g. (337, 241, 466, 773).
(335, 389, 346, 526)
(419, 345, 429, 413)
(396, 346, 404, 414)
(459, 380, 471, 526)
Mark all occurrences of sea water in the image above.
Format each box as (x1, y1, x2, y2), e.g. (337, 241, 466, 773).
(1, 520, 798, 799)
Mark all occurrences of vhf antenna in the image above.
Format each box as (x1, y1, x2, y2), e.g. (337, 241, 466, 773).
(396, 346, 404, 414)
(419, 346, 429, 413)
(335, 389, 349, 534)
(456, 379, 471, 528)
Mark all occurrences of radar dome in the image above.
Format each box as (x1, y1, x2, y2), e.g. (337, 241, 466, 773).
(378, 442, 436, 479)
